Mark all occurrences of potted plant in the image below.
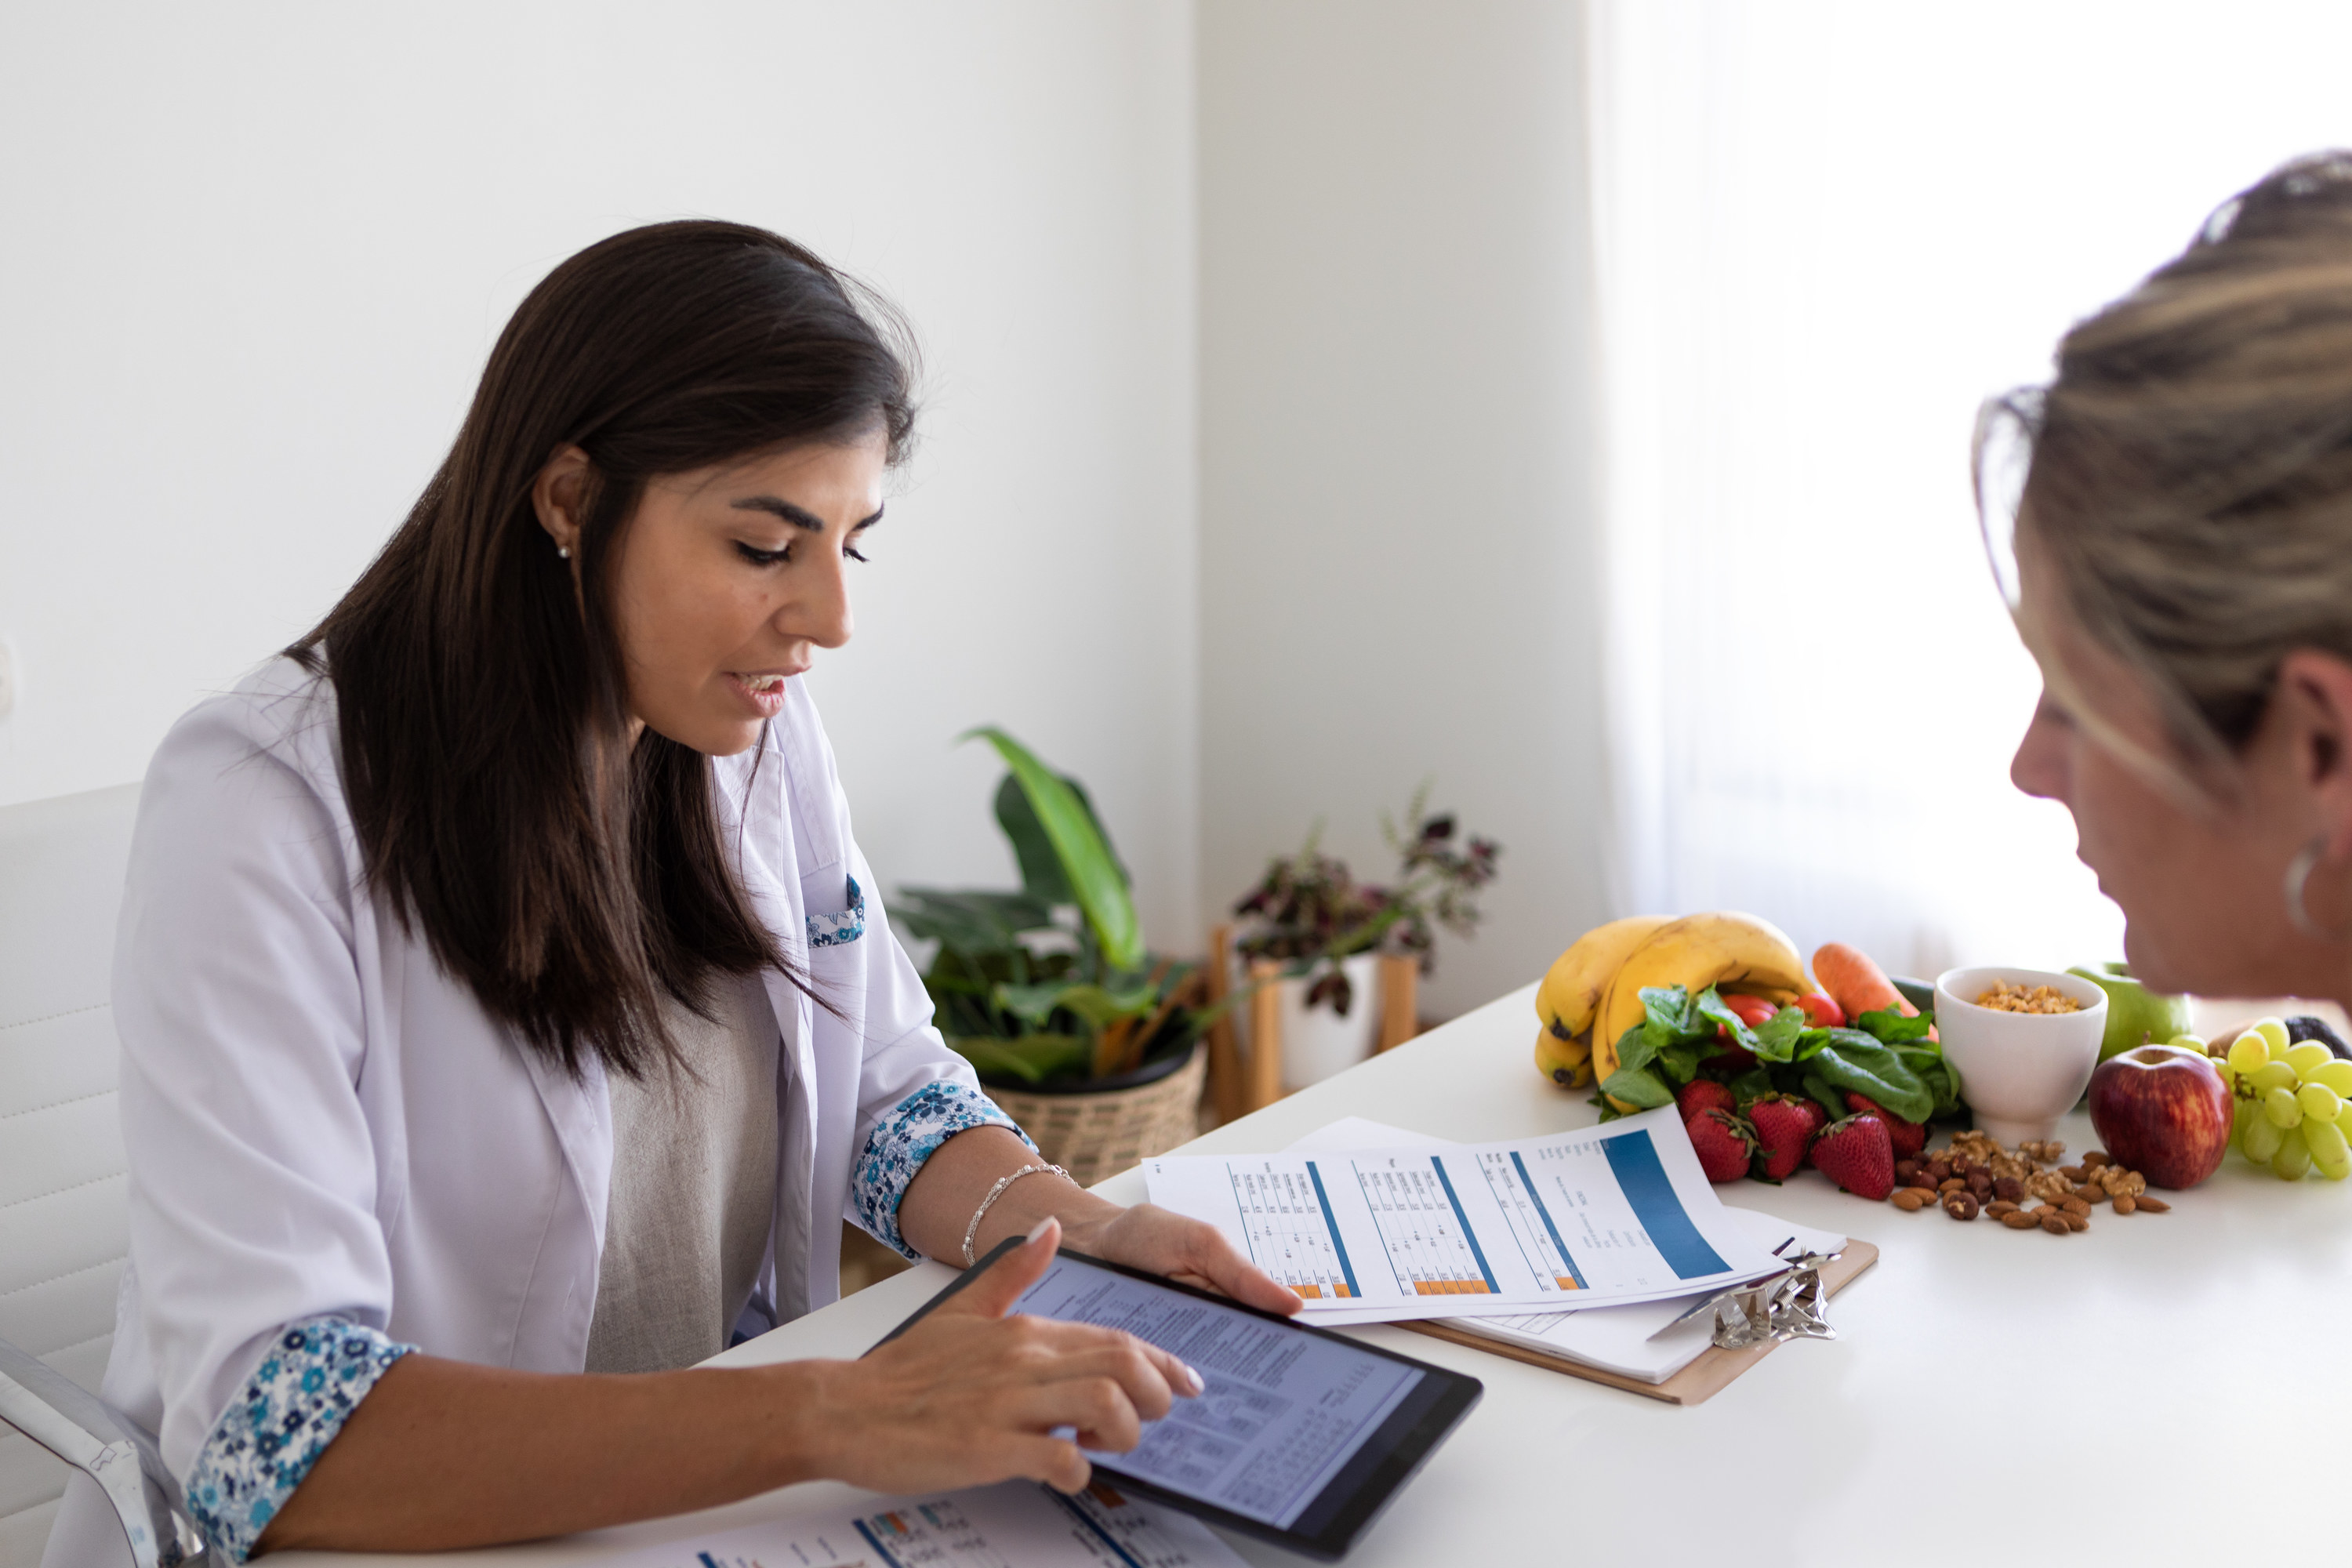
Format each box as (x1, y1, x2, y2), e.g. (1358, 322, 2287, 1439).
(894, 728, 1208, 1184)
(1229, 791, 1500, 1090)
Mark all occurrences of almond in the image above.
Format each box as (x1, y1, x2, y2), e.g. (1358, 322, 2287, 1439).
(2000, 1209, 2039, 1229)
(1892, 1188, 1933, 1211)
(2113, 1194, 2136, 1215)
(2132, 1194, 2171, 1214)
(2038, 1212, 2070, 1234)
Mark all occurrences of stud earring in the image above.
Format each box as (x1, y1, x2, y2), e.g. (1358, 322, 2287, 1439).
(2285, 837, 2352, 940)
(557, 544, 572, 560)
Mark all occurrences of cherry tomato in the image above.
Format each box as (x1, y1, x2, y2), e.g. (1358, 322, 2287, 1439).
(1796, 993, 1845, 1029)
(1722, 994, 1780, 1029)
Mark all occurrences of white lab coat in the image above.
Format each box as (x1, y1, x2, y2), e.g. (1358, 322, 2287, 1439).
(86, 656, 978, 1493)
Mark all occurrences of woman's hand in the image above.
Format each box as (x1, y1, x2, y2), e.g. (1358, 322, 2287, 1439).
(808, 1218, 1204, 1494)
(1060, 1202, 1304, 1316)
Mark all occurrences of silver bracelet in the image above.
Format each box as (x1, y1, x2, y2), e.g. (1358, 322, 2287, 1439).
(962, 1162, 1073, 1267)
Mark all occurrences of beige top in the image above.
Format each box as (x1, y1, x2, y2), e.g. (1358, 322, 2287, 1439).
(586, 971, 780, 1374)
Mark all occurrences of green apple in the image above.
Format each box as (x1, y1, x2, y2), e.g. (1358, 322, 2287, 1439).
(2067, 961, 2196, 1062)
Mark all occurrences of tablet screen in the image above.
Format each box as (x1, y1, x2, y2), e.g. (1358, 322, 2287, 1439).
(1011, 1254, 1433, 1533)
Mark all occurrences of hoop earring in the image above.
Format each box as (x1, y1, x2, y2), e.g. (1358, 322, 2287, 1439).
(2284, 837, 2352, 940)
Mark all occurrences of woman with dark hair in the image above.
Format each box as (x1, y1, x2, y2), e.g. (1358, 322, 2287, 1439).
(1986, 152, 2352, 1013)
(52, 222, 1294, 1564)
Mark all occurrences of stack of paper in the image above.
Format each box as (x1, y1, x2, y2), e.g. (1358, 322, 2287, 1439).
(1143, 1113, 1845, 1386)
(599, 1480, 1243, 1568)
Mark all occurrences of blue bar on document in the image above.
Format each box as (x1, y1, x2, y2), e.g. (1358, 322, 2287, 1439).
(1600, 1128, 1730, 1278)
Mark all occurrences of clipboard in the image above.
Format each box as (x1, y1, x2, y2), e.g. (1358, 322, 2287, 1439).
(1400, 1239, 1878, 1406)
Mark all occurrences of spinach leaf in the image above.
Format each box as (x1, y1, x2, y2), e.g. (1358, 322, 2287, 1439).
(1855, 1006, 1936, 1045)
(1730, 1065, 1776, 1103)
(1693, 989, 1755, 1049)
(1892, 1043, 1962, 1118)
(1750, 1005, 1808, 1062)
(1802, 1033, 1936, 1124)
(1599, 1062, 1676, 1111)
(1642, 985, 1697, 1035)
(1612, 1022, 1663, 1076)
(1799, 1072, 1847, 1120)
(1656, 1038, 1714, 1085)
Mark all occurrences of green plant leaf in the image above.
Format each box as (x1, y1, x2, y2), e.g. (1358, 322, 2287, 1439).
(964, 728, 1143, 973)
(995, 772, 1129, 904)
(993, 978, 1160, 1030)
(948, 1033, 1091, 1085)
(894, 887, 1057, 953)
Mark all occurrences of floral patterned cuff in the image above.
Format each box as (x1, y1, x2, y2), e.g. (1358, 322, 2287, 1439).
(851, 1080, 1034, 1259)
(185, 1316, 416, 1562)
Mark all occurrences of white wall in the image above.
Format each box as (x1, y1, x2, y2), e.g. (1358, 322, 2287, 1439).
(0, 2, 1203, 943)
(1196, 2, 1610, 1017)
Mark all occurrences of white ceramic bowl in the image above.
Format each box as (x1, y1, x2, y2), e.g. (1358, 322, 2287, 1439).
(1934, 966, 2110, 1147)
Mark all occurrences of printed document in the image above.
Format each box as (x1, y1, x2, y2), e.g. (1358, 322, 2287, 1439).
(598, 1480, 1243, 1568)
(1143, 1106, 1790, 1323)
(1277, 1117, 1849, 1376)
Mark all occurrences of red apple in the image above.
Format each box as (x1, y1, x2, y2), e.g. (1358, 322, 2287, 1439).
(2087, 1044, 2233, 1189)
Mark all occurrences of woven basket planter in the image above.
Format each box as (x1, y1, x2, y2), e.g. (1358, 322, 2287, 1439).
(982, 1043, 1207, 1188)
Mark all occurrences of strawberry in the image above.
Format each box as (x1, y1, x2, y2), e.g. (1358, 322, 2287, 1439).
(1810, 1113, 1895, 1200)
(1845, 1092, 1926, 1158)
(1677, 1080, 1737, 1124)
(1747, 1094, 1817, 1181)
(1686, 1109, 1757, 1183)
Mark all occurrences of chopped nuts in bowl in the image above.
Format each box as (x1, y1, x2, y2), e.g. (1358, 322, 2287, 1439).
(1934, 966, 2108, 1146)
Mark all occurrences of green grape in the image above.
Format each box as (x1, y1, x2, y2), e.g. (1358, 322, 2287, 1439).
(2228, 1033, 2274, 1076)
(2232, 1098, 2256, 1152)
(2168, 1033, 2209, 1054)
(2310, 1060, 2352, 1098)
(2249, 1061, 2300, 1095)
(2299, 1082, 2344, 1123)
(2252, 1018, 2292, 1059)
(2286, 1042, 2334, 1080)
(2266, 1086, 2305, 1127)
(2245, 1111, 2288, 1163)
(2304, 1115, 2351, 1180)
(2273, 1123, 2313, 1180)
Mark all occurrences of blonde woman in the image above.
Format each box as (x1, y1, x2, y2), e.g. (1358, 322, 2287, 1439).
(1985, 152, 2352, 1007)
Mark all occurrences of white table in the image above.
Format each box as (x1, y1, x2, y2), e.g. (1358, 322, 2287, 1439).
(284, 984, 2350, 1565)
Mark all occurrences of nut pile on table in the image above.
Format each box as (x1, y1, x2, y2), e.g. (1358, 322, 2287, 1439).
(1882, 1134, 2169, 1232)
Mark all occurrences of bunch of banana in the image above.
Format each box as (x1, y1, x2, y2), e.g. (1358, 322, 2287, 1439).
(1534, 912, 1806, 1109)
(1534, 916, 1671, 1088)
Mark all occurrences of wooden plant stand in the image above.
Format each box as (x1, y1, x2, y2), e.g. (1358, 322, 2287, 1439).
(1203, 924, 1420, 1122)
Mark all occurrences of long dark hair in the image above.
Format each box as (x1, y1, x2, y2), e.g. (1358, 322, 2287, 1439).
(294, 221, 916, 1079)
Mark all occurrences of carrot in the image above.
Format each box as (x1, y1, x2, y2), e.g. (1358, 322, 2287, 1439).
(1812, 942, 1915, 1022)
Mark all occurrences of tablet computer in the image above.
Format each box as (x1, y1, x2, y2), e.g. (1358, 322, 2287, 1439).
(872, 1240, 1483, 1562)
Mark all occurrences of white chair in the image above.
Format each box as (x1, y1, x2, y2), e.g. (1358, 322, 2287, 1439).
(0, 785, 192, 1566)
